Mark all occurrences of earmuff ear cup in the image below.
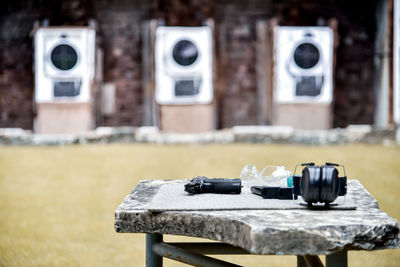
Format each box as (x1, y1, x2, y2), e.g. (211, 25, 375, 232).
(320, 166, 339, 203)
(300, 166, 321, 203)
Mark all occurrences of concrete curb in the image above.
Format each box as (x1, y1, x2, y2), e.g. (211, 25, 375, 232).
(0, 125, 396, 146)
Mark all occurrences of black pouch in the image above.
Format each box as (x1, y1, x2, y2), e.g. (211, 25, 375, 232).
(251, 186, 296, 200)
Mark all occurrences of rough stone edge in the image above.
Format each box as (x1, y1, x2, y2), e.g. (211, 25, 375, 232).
(114, 179, 400, 255)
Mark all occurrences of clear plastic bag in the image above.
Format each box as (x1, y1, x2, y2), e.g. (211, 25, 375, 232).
(240, 164, 291, 187)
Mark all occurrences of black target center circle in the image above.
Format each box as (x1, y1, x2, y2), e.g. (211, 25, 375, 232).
(172, 40, 199, 66)
(51, 44, 78, 71)
(293, 43, 320, 69)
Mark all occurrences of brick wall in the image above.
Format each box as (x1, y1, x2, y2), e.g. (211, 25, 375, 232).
(95, 0, 152, 126)
(0, 4, 36, 129)
(0, 0, 378, 129)
(214, 1, 272, 127)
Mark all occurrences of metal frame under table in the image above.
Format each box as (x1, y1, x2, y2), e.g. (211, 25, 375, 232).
(115, 180, 399, 267)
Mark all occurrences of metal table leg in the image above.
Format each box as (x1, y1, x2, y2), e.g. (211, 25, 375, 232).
(326, 250, 348, 267)
(153, 242, 241, 267)
(297, 255, 324, 267)
(146, 233, 163, 267)
(304, 255, 324, 267)
(297, 256, 308, 267)
(145, 235, 347, 267)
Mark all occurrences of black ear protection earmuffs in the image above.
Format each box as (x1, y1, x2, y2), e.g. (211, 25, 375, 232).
(293, 162, 347, 206)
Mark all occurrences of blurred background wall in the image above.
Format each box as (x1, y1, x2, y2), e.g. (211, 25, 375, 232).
(0, 0, 384, 130)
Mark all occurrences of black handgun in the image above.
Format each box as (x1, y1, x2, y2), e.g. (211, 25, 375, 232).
(184, 176, 242, 194)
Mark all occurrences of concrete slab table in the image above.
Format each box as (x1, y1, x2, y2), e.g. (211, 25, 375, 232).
(115, 180, 400, 267)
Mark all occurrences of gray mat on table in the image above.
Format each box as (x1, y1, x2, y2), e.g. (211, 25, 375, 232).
(147, 181, 356, 212)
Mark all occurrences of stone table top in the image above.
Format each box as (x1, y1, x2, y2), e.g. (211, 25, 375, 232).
(114, 179, 400, 255)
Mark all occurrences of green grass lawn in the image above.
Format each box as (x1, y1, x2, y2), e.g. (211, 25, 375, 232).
(0, 144, 399, 266)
